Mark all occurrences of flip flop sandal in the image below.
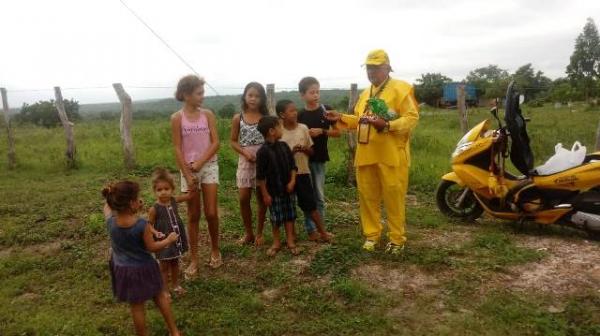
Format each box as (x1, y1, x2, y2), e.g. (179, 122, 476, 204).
(288, 246, 301, 256)
(184, 264, 198, 280)
(208, 253, 223, 269)
(266, 246, 281, 257)
(173, 286, 186, 296)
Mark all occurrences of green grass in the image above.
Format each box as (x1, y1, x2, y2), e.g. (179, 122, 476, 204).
(0, 104, 599, 335)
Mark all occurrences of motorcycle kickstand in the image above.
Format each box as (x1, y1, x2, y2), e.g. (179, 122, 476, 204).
(514, 217, 526, 233)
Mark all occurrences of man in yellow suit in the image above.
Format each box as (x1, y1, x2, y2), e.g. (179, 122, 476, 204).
(326, 49, 419, 254)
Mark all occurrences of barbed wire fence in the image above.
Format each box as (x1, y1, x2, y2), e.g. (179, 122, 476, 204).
(0, 82, 361, 172)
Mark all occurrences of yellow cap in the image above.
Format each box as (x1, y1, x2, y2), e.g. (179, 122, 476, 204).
(364, 49, 390, 65)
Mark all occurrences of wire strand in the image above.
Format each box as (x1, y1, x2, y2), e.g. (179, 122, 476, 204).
(117, 0, 220, 96)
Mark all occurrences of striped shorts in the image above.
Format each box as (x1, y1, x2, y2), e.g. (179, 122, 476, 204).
(269, 193, 296, 227)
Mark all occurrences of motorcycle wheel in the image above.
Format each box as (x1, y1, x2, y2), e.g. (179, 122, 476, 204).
(435, 180, 484, 221)
(587, 229, 600, 241)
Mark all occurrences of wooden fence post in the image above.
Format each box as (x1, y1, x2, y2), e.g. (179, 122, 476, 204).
(266, 83, 275, 116)
(456, 84, 468, 134)
(346, 83, 358, 186)
(0, 88, 16, 169)
(54, 86, 76, 168)
(113, 83, 136, 169)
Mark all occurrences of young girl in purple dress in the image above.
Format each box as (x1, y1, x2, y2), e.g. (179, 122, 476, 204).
(102, 180, 181, 336)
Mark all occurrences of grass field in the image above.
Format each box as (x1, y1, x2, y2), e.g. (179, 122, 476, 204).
(1, 104, 599, 335)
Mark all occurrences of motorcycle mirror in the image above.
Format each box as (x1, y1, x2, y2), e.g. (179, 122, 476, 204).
(519, 94, 525, 105)
(490, 105, 502, 128)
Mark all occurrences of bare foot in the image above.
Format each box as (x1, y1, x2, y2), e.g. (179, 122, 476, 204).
(255, 234, 265, 247)
(319, 232, 334, 243)
(308, 231, 320, 242)
(237, 234, 255, 246)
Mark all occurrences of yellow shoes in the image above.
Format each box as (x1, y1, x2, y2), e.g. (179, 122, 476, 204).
(362, 240, 405, 254)
(385, 242, 405, 255)
(362, 240, 377, 252)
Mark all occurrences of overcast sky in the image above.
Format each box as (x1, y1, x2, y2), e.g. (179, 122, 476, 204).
(1, 0, 598, 106)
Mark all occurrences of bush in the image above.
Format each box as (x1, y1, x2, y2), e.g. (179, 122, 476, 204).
(218, 103, 236, 119)
(16, 99, 80, 128)
(526, 98, 545, 108)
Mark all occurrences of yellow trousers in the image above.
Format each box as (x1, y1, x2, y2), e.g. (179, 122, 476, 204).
(356, 163, 409, 245)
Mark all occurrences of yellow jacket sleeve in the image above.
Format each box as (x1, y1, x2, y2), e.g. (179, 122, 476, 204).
(389, 85, 419, 135)
(339, 114, 358, 129)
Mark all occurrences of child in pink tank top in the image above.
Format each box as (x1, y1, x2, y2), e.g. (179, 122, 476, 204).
(171, 75, 222, 277)
(181, 111, 217, 166)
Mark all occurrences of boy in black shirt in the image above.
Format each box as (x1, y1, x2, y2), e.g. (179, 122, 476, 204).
(297, 77, 340, 234)
(256, 116, 300, 256)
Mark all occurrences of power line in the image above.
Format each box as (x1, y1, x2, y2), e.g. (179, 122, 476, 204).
(117, 0, 220, 96)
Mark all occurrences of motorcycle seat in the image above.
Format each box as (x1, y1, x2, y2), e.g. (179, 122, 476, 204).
(584, 153, 600, 164)
(530, 155, 600, 176)
(503, 172, 529, 181)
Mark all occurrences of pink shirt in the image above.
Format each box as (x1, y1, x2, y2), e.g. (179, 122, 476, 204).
(180, 111, 217, 163)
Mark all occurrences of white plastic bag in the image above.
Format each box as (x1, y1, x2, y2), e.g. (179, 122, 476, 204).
(570, 141, 587, 166)
(535, 142, 587, 175)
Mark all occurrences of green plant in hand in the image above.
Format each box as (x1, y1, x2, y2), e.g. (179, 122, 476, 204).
(367, 98, 397, 120)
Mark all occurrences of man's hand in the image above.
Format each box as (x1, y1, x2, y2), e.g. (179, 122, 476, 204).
(308, 128, 324, 137)
(325, 111, 341, 122)
(369, 117, 387, 132)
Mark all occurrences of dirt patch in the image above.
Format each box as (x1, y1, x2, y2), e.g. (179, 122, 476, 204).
(0, 247, 14, 258)
(406, 194, 418, 206)
(502, 236, 600, 294)
(260, 287, 283, 302)
(0, 240, 67, 259)
(22, 241, 64, 257)
(417, 227, 474, 248)
(352, 264, 441, 296)
(12, 292, 41, 304)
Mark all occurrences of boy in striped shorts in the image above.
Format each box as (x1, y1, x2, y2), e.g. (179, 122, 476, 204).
(256, 116, 300, 256)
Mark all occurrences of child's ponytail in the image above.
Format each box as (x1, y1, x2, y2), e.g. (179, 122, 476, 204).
(101, 181, 140, 213)
(101, 184, 113, 200)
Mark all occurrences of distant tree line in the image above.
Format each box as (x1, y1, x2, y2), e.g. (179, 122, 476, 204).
(414, 17, 600, 107)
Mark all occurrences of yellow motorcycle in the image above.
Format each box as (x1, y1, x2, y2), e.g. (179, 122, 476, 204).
(436, 81, 600, 239)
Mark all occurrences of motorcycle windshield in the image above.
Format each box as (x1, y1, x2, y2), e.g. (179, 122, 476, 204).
(504, 82, 534, 176)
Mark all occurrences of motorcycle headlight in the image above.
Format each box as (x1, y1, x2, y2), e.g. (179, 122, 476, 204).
(452, 141, 473, 157)
(452, 129, 475, 157)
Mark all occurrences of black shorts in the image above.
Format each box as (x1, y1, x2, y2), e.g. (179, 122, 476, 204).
(295, 174, 317, 213)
